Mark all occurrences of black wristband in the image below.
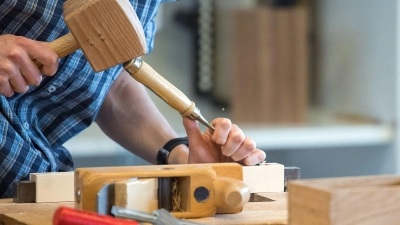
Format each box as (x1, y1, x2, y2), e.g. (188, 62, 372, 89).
(157, 137, 189, 165)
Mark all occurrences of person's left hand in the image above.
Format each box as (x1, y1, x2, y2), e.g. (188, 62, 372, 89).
(183, 117, 266, 165)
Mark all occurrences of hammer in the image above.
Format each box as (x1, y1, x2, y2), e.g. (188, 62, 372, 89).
(42, 0, 214, 130)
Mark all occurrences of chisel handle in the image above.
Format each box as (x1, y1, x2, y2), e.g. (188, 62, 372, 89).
(124, 58, 214, 130)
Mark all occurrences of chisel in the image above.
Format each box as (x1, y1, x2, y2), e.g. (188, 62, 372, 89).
(124, 58, 215, 130)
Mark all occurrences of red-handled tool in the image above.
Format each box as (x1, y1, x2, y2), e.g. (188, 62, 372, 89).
(53, 206, 139, 225)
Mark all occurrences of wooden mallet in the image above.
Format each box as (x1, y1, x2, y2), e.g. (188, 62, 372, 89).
(46, 0, 147, 72)
(45, 0, 214, 129)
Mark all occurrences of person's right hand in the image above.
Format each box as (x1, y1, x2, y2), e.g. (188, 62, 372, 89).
(0, 34, 58, 97)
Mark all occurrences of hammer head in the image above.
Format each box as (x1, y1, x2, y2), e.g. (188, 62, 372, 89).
(64, 0, 147, 72)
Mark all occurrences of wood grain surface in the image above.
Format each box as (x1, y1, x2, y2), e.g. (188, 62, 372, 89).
(231, 5, 309, 125)
(0, 199, 73, 225)
(59, 0, 147, 72)
(0, 192, 287, 225)
(289, 175, 400, 225)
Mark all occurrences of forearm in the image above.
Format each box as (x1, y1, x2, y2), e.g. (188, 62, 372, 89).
(95, 70, 188, 164)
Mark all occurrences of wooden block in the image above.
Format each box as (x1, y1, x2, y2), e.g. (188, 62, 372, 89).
(242, 163, 284, 193)
(13, 180, 36, 203)
(114, 178, 158, 213)
(288, 175, 400, 225)
(30, 172, 74, 203)
(284, 167, 300, 191)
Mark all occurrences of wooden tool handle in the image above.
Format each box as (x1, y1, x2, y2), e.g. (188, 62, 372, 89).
(124, 59, 195, 117)
(35, 33, 80, 67)
(48, 33, 80, 58)
(213, 177, 250, 209)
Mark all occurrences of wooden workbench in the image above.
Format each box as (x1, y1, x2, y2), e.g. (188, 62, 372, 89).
(0, 192, 287, 225)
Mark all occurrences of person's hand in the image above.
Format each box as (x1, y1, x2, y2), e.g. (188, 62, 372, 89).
(183, 117, 266, 165)
(0, 34, 58, 97)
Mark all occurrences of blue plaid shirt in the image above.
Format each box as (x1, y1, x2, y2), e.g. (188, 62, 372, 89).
(0, 0, 169, 198)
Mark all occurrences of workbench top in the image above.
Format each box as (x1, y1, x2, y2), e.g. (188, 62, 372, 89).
(0, 192, 287, 225)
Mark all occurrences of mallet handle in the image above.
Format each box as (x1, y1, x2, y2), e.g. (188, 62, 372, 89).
(35, 33, 80, 67)
(47, 33, 80, 59)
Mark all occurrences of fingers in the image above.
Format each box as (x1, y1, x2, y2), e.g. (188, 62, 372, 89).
(182, 117, 206, 153)
(0, 75, 14, 97)
(212, 118, 266, 165)
(0, 35, 58, 96)
(219, 124, 244, 157)
(211, 118, 232, 144)
(8, 47, 42, 86)
(241, 150, 266, 166)
(23, 38, 58, 76)
(223, 136, 266, 165)
(182, 116, 202, 142)
(182, 117, 214, 163)
(229, 137, 255, 161)
(183, 116, 266, 165)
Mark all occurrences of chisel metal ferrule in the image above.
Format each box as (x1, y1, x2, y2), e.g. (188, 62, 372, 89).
(133, 57, 143, 69)
(188, 107, 215, 130)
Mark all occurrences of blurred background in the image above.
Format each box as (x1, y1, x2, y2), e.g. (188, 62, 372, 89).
(65, 0, 400, 179)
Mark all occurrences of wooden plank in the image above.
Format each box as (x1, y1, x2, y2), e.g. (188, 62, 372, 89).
(231, 5, 309, 124)
(0, 198, 73, 214)
(30, 172, 74, 203)
(189, 192, 288, 225)
(291, 4, 309, 123)
(0, 193, 287, 225)
(231, 9, 266, 122)
(0, 199, 72, 225)
(242, 163, 284, 193)
(275, 7, 293, 123)
(288, 175, 400, 225)
(1, 211, 55, 225)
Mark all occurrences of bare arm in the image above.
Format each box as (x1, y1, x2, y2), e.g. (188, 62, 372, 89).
(96, 70, 265, 166)
(95, 70, 189, 164)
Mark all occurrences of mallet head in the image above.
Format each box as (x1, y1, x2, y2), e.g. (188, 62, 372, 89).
(63, 0, 147, 72)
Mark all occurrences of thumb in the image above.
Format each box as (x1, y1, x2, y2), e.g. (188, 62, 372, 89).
(183, 116, 216, 152)
(182, 117, 203, 144)
(182, 116, 213, 163)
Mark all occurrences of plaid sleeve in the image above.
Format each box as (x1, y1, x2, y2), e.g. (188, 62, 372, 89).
(0, 0, 173, 198)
